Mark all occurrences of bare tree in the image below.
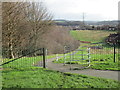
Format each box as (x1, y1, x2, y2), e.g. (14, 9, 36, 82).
(2, 2, 28, 58)
(2, 1, 79, 58)
(25, 2, 53, 50)
(2, 1, 53, 58)
(0, 2, 2, 60)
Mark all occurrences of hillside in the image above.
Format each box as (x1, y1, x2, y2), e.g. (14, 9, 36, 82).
(54, 20, 118, 26)
(2, 55, 120, 88)
(70, 30, 116, 43)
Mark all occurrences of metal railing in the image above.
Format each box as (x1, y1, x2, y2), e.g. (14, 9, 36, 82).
(1, 48, 47, 68)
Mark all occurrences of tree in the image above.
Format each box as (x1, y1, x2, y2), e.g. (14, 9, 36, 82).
(2, 2, 28, 58)
(2, 1, 53, 58)
(0, 2, 2, 59)
(24, 2, 53, 50)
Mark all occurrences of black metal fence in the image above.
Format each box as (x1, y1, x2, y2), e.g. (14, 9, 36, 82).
(1, 48, 47, 68)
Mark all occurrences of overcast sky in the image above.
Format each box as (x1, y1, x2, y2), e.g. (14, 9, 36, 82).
(43, 0, 119, 21)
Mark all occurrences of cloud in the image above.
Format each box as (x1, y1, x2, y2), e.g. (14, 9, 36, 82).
(44, 0, 119, 21)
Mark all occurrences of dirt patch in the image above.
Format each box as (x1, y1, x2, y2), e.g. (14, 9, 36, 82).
(0, 68, 3, 70)
(80, 41, 91, 43)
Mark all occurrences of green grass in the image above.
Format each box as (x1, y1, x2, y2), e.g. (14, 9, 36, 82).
(2, 68, 64, 88)
(1, 55, 56, 74)
(90, 53, 120, 70)
(54, 46, 119, 70)
(1, 57, 120, 88)
(70, 30, 117, 43)
(2, 68, 120, 88)
(54, 30, 119, 70)
(1, 30, 120, 88)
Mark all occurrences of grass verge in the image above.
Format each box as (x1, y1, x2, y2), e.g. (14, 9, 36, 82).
(1, 55, 120, 88)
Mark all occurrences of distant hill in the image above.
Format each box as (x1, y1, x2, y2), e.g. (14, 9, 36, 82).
(54, 19, 67, 22)
(53, 19, 119, 26)
(96, 21, 118, 26)
(53, 20, 83, 26)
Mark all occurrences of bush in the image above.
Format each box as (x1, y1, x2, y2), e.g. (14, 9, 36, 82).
(40, 26, 80, 54)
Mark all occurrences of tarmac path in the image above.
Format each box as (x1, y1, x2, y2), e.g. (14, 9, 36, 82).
(36, 56, 120, 81)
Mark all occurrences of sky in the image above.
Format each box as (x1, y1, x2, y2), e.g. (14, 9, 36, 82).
(42, 0, 119, 21)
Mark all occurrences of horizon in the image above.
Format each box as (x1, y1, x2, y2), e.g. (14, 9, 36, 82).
(53, 19, 120, 22)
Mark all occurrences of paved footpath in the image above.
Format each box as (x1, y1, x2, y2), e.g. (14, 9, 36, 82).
(36, 56, 120, 81)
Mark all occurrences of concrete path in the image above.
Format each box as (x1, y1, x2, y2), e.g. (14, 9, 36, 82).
(36, 56, 120, 81)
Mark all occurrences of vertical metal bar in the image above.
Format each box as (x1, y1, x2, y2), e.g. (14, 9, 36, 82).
(82, 48, 84, 60)
(70, 50, 72, 70)
(64, 46, 66, 65)
(113, 43, 116, 63)
(88, 47, 90, 66)
(56, 54, 58, 61)
(43, 48, 46, 68)
(46, 49, 47, 67)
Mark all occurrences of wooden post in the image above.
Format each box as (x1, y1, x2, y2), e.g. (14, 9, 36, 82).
(43, 48, 46, 68)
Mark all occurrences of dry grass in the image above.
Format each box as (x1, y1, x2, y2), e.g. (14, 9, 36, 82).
(79, 43, 119, 54)
(70, 30, 116, 43)
(90, 48, 119, 54)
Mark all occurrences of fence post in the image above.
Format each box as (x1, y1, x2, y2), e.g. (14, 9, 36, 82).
(45, 49, 47, 67)
(113, 43, 116, 63)
(64, 46, 66, 65)
(81, 47, 84, 60)
(43, 48, 46, 68)
(88, 47, 91, 66)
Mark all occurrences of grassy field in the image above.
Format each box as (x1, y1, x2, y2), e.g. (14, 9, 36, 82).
(54, 52, 119, 70)
(70, 30, 117, 43)
(54, 30, 119, 70)
(1, 56, 120, 88)
(1, 30, 120, 88)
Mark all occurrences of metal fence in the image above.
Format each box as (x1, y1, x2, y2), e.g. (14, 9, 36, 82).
(1, 48, 47, 68)
(63, 43, 118, 70)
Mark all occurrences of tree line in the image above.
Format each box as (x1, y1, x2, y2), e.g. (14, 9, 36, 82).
(2, 1, 79, 59)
